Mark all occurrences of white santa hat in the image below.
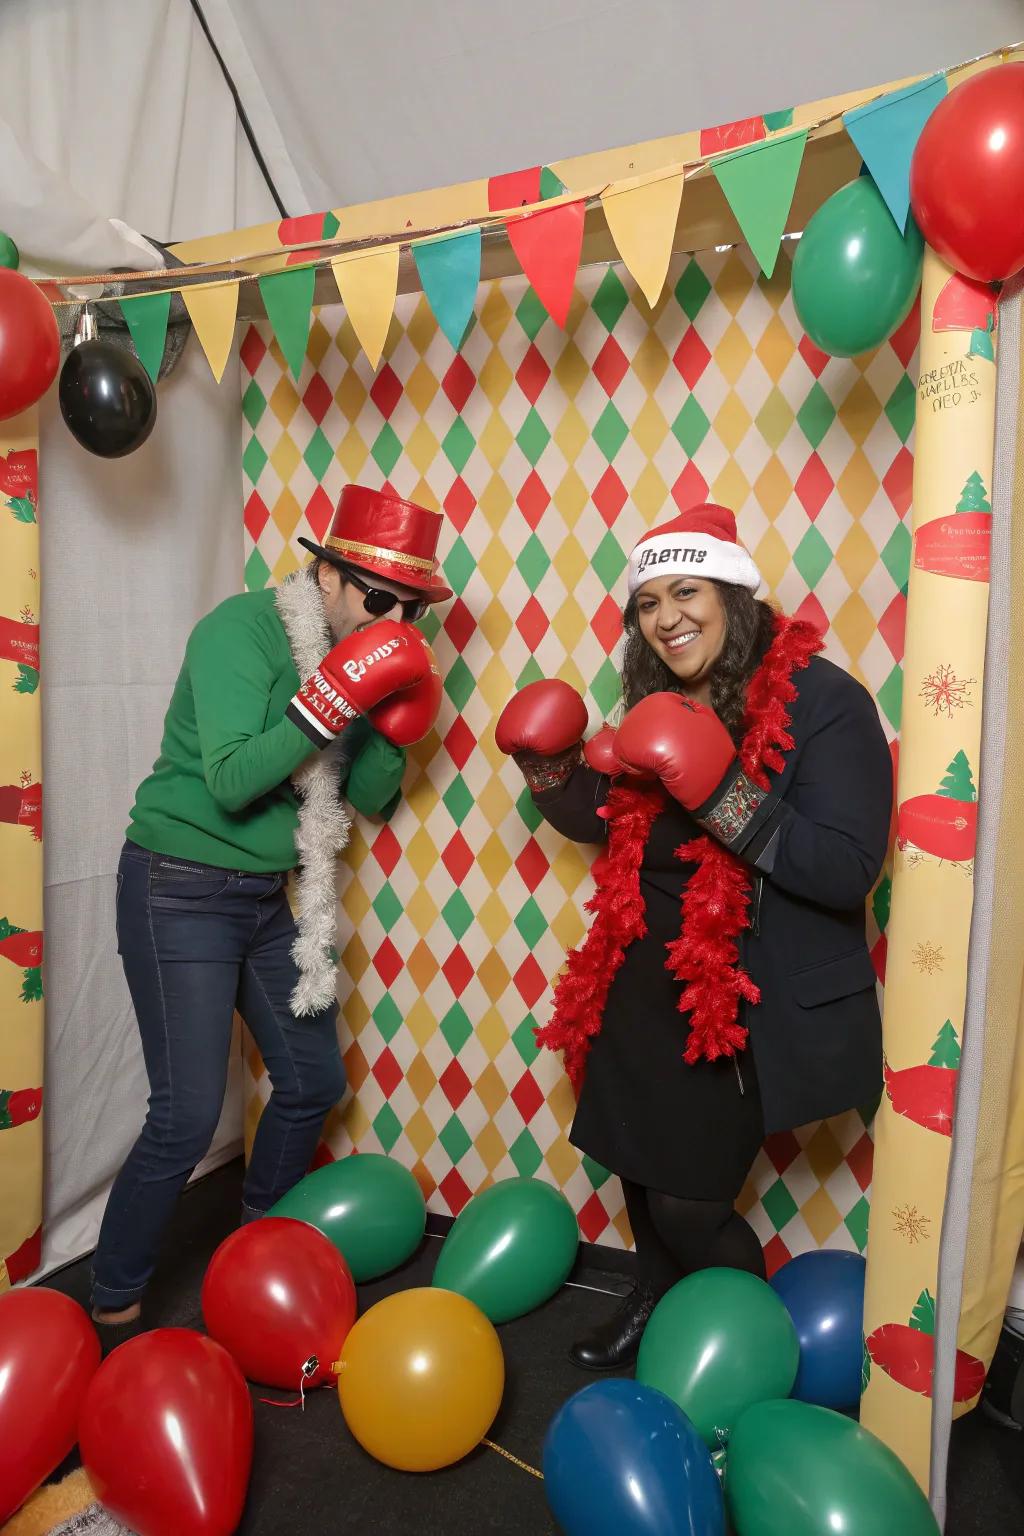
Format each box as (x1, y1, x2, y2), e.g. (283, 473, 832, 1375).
(626, 503, 762, 596)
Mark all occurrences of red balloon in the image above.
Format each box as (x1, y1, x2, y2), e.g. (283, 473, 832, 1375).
(0, 269, 60, 422)
(202, 1216, 357, 1388)
(0, 1288, 100, 1523)
(80, 1329, 252, 1536)
(911, 62, 1024, 282)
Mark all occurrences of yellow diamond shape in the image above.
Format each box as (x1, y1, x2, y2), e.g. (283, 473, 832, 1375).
(479, 828, 514, 882)
(801, 1186, 843, 1245)
(335, 319, 362, 365)
(406, 885, 439, 935)
(406, 294, 439, 354)
(553, 468, 589, 524)
(341, 931, 370, 982)
(631, 462, 670, 521)
(756, 385, 795, 449)
(839, 378, 883, 447)
(337, 424, 369, 479)
(754, 454, 792, 522)
(479, 596, 514, 649)
(406, 418, 440, 475)
(632, 398, 670, 458)
(341, 878, 371, 926)
(269, 375, 300, 427)
(477, 538, 514, 593)
(758, 256, 793, 313)
(549, 1074, 577, 1131)
(406, 1107, 436, 1158)
(269, 430, 301, 483)
(270, 487, 302, 538)
(410, 477, 440, 513)
(407, 1051, 437, 1104)
(837, 522, 880, 590)
(479, 774, 516, 829)
(341, 1095, 371, 1144)
(550, 842, 590, 897)
(716, 323, 754, 386)
(405, 360, 440, 416)
(476, 1005, 511, 1059)
(406, 826, 441, 882)
(478, 891, 512, 946)
(753, 526, 791, 592)
(804, 1122, 845, 1182)
(553, 531, 588, 588)
(406, 766, 441, 820)
(307, 318, 332, 369)
(479, 472, 514, 531)
(552, 594, 587, 650)
(405, 996, 437, 1049)
(476, 653, 514, 713)
(476, 1062, 510, 1115)
(331, 369, 364, 423)
(479, 286, 514, 344)
(342, 990, 371, 1037)
(710, 461, 751, 513)
(553, 340, 589, 399)
(545, 1133, 580, 1185)
(553, 403, 589, 463)
(550, 895, 588, 951)
(272, 545, 301, 582)
(717, 251, 756, 316)
(836, 449, 879, 518)
(478, 351, 514, 406)
(832, 592, 875, 662)
(632, 332, 670, 392)
(476, 1120, 508, 1172)
(479, 411, 515, 470)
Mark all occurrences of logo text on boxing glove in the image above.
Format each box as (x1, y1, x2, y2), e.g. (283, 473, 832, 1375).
(342, 634, 406, 683)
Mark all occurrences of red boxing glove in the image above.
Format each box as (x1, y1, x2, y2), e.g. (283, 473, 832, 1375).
(288, 620, 434, 749)
(369, 632, 442, 746)
(583, 725, 623, 777)
(495, 679, 588, 758)
(614, 693, 735, 810)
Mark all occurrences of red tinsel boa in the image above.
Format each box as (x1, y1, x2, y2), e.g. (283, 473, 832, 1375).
(534, 614, 823, 1086)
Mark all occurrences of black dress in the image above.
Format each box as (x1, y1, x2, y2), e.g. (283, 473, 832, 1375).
(532, 655, 893, 1203)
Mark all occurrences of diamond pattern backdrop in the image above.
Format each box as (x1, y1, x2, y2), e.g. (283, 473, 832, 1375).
(240, 246, 914, 1273)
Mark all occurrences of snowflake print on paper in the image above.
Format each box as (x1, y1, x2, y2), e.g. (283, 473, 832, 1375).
(893, 1204, 932, 1245)
(912, 941, 945, 976)
(920, 663, 975, 718)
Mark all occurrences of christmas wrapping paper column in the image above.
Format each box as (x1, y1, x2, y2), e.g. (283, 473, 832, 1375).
(0, 408, 43, 1288)
(860, 251, 995, 1486)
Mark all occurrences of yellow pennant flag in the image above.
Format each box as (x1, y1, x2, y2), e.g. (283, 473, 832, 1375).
(181, 281, 240, 383)
(601, 172, 683, 308)
(331, 246, 400, 370)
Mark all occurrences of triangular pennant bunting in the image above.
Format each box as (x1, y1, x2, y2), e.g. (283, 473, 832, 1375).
(712, 129, 808, 278)
(506, 200, 586, 329)
(539, 166, 567, 200)
(258, 264, 316, 380)
(331, 245, 400, 370)
(119, 292, 171, 384)
(412, 227, 481, 351)
(601, 173, 683, 308)
(488, 167, 542, 211)
(181, 282, 239, 383)
(844, 72, 947, 230)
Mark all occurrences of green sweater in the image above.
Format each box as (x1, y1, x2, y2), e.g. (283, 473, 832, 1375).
(128, 589, 404, 872)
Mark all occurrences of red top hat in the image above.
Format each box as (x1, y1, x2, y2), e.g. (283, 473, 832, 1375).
(298, 485, 453, 602)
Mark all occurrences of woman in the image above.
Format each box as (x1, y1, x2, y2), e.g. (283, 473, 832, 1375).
(496, 503, 892, 1370)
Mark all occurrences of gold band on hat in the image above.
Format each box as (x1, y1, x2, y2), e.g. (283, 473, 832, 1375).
(325, 535, 436, 574)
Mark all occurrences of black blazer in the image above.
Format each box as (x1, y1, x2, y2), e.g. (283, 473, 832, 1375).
(534, 656, 893, 1134)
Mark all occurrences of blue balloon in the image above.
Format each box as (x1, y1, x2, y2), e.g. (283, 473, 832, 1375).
(543, 1378, 725, 1536)
(770, 1250, 866, 1410)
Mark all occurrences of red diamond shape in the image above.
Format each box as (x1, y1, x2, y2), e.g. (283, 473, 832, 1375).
(239, 326, 267, 375)
(372, 825, 401, 876)
(513, 955, 547, 1007)
(878, 592, 907, 662)
(443, 597, 476, 652)
(302, 374, 333, 425)
(307, 1140, 336, 1173)
(439, 1168, 473, 1216)
(515, 838, 548, 893)
(798, 334, 829, 377)
(848, 1131, 875, 1192)
(371, 1046, 402, 1098)
(372, 939, 402, 989)
(763, 1234, 792, 1280)
(871, 934, 887, 985)
(673, 326, 712, 388)
(439, 1059, 472, 1109)
(369, 364, 403, 419)
(794, 453, 834, 520)
(882, 447, 913, 517)
(793, 592, 829, 636)
(516, 595, 549, 651)
(593, 336, 629, 396)
(442, 944, 473, 997)
(592, 466, 628, 528)
(444, 477, 477, 533)
(442, 831, 474, 884)
(515, 344, 551, 405)
(305, 486, 334, 542)
(443, 355, 476, 413)
(592, 593, 623, 655)
(671, 461, 709, 510)
(763, 1130, 800, 1174)
(888, 301, 921, 370)
(444, 717, 476, 772)
(510, 1069, 544, 1124)
(577, 1192, 611, 1243)
(244, 492, 270, 542)
(516, 470, 550, 529)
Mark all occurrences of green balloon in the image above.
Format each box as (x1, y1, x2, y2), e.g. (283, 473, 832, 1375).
(636, 1268, 798, 1448)
(432, 1177, 579, 1323)
(792, 176, 923, 357)
(726, 1399, 940, 1536)
(269, 1153, 425, 1281)
(0, 233, 18, 271)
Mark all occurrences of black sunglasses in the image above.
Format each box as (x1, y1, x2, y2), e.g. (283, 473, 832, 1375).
(341, 564, 428, 624)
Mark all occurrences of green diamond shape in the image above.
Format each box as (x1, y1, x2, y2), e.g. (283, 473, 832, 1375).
(443, 773, 474, 826)
(590, 657, 622, 719)
(593, 529, 628, 590)
(885, 375, 916, 444)
(593, 267, 630, 333)
(373, 994, 404, 1043)
(517, 407, 551, 467)
(372, 881, 403, 931)
(796, 382, 836, 449)
(516, 786, 543, 831)
(877, 665, 904, 732)
(508, 1127, 544, 1178)
(517, 532, 552, 591)
(671, 396, 710, 456)
(593, 401, 629, 462)
(244, 546, 271, 592)
(444, 656, 475, 711)
(675, 259, 712, 322)
(881, 523, 911, 593)
(515, 896, 547, 949)
(418, 607, 442, 643)
(516, 289, 548, 341)
(443, 534, 476, 596)
(755, 388, 795, 451)
(439, 1113, 472, 1164)
(516, 657, 545, 688)
(511, 1013, 540, 1064)
(442, 889, 474, 941)
(242, 435, 268, 484)
(793, 525, 833, 589)
(371, 422, 402, 477)
(443, 417, 475, 474)
(440, 1002, 473, 1055)
(303, 425, 334, 482)
(242, 381, 267, 430)
(322, 211, 341, 239)
(845, 1195, 870, 1252)
(582, 1154, 611, 1189)
(872, 875, 892, 934)
(761, 1178, 799, 1232)
(373, 1102, 402, 1152)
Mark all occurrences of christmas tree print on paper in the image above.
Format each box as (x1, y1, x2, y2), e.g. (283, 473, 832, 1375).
(866, 1287, 985, 1403)
(0, 1084, 41, 1129)
(0, 916, 43, 1001)
(0, 448, 38, 524)
(913, 471, 992, 582)
(0, 773, 42, 841)
(0, 607, 39, 695)
(897, 750, 977, 863)
(883, 1019, 960, 1137)
(957, 472, 991, 512)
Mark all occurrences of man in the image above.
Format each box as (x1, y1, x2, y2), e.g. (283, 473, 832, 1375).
(92, 485, 450, 1344)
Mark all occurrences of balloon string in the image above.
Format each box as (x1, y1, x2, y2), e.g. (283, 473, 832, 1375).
(258, 1367, 312, 1412)
(481, 1439, 544, 1480)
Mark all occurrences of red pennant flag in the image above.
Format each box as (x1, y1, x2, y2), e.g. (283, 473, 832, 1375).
(506, 201, 586, 329)
(700, 116, 766, 156)
(488, 167, 542, 212)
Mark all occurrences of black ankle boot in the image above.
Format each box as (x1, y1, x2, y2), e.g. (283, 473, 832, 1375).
(569, 1282, 660, 1371)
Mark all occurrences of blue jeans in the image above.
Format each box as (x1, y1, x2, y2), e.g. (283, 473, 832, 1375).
(92, 841, 346, 1310)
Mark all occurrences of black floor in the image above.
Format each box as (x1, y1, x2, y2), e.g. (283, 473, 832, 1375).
(42, 1161, 1023, 1536)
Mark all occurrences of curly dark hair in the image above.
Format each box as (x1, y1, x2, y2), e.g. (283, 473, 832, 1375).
(620, 581, 777, 744)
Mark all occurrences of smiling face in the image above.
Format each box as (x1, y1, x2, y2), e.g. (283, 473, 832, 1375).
(633, 573, 728, 700)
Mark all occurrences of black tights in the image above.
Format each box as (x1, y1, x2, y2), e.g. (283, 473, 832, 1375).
(622, 1178, 766, 1297)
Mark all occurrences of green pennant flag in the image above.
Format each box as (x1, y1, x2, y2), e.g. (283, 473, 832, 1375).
(258, 265, 316, 380)
(712, 128, 808, 278)
(119, 292, 171, 384)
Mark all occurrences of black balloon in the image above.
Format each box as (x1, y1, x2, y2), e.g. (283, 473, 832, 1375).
(58, 340, 156, 458)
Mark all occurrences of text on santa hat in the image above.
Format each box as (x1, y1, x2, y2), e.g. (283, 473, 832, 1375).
(636, 546, 709, 575)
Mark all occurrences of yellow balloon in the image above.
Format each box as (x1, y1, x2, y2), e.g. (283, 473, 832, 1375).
(336, 1287, 504, 1472)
